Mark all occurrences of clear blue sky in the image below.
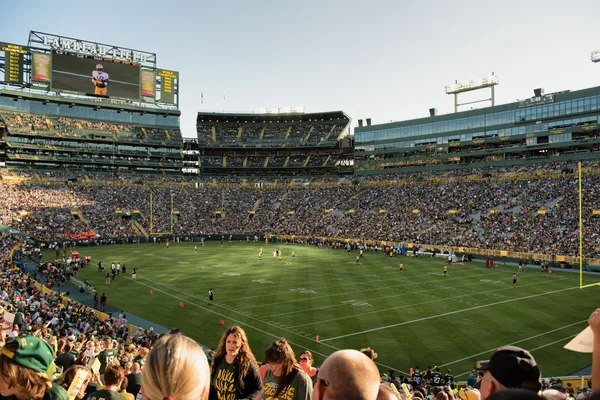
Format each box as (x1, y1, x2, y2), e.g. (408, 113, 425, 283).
(1, 0, 599, 137)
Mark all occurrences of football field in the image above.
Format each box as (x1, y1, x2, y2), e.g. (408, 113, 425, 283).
(55, 241, 600, 378)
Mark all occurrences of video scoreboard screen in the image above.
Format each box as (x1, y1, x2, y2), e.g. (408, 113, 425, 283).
(2, 32, 179, 106)
(49, 51, 141, 100)
(1, 42, 28, 84)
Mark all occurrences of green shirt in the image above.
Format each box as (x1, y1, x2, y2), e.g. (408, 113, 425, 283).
(87, 389, 127, 400)
(210, 359, 243, 400)
(98, 348, 118, 374)
(261, 369, 313, 400)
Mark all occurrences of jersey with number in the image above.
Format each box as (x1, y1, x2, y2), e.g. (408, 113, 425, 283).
(83, 349, 96, 369)
(412, 371, 423, 386)
(432, 372, 442, 385)
(98, 348, 117, 374)
(444, 374, 454, 385)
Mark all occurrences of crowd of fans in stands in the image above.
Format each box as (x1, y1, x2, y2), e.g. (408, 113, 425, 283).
(1, 111, 182, 145)
(1, 162, 600, 258)
(197, 119, 347, 146)
(0, 161, 598, 399)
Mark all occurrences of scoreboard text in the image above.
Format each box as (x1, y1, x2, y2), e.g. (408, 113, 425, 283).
(1, 42, 28, 84)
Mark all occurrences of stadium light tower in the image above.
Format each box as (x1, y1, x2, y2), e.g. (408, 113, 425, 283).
(445, 73, 499, 113)
(591, 50, 600, 63)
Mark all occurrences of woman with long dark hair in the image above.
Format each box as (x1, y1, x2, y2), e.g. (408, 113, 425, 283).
(260, 338, 312, 400)
(210, 325, 262, 400)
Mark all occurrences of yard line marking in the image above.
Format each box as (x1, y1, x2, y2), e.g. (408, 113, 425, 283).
(319, 286, 579, 343)
(131, 275, 408, 375)
(269, 280, 488, 319)
(287, 278, 569, 326)
(437, 319, 588, 368)
(528, 334, 577, 352)
(233, 272, 560, 309)
(453, 333, 581, 379)
(125, 276, 332, 358)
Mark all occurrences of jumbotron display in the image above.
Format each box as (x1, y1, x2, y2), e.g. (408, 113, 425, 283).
(0, 31, 179, 106)
(50, 51, 140, 100)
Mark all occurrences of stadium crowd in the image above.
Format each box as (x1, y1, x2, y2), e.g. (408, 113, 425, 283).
(1, 162, 600, 258)
(0, 164, 598, 399)
(196, 119, 346, 146)
(0, 111, 182, 145)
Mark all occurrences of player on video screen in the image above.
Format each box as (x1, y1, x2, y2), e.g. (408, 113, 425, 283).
(92, 64, 109, 95)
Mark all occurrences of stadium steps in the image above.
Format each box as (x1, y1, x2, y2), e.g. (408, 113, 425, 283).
(131, 220, 149, 239)
(237, 127, 243, 140)
(304, 126, 314, 142)
(259, 127, 266, 139)
(321, 124, 336, 143)
(165, 129, 171, 140)
(263, 156, 269, 167)
(284, 127, 292, 139)
(223, 156, 227, 167)
(323, 155, 332, 166)
(211, 127, 217, 142)
(243, 157, 248, 168)
(303, 156, 311, 167)
(242, 199, 262, 234)
(283, 156, 290, 167)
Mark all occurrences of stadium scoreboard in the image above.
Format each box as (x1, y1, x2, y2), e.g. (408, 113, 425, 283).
(0, 31, 179, 107)
(157, 69, 179, 105)
(1, 42, 28, 84)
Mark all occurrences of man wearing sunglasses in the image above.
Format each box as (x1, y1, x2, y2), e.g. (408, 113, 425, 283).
(313, 349, 380, 400)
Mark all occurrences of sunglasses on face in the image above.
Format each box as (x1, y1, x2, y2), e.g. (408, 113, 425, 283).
(299, 358, 309, 362)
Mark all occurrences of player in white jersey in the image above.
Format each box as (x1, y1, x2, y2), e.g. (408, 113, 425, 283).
(91, 64, 109, 95)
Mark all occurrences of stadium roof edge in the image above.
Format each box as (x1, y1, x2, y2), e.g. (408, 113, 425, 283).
(197, 110, 349, 121)
(355, 85, 600, 133)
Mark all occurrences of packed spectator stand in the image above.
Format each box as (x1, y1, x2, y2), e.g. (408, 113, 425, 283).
(1, 161, 600, 259)
(0, 160, 598, 400)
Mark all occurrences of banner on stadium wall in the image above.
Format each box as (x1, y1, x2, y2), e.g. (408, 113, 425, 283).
(31, 52, 51, 90)
(140, 69, 156, 103)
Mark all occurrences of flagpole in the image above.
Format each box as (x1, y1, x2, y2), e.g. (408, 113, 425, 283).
(223, 94, 226, 112)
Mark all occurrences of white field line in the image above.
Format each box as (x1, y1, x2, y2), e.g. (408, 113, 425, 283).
(319, 286, 579, 343)
(233, 271, 560, 310)
(438, 319, 588, 369)
(453, 333, 581, 379)
(289, 278, 569, 327)
(125, 276, 332, 358)
(218, 271, 472, 299)
(131, 275, 408, 375)
(269, 280, 491, 319)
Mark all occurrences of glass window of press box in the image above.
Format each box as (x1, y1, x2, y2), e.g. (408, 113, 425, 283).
(356, 94, 600, 146)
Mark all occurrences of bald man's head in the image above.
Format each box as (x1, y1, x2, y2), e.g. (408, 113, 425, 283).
(314, 349, 381, 400)
(131, 362, 141, 373)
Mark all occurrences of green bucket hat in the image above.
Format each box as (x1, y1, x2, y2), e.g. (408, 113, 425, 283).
(1, 335, 55, 373)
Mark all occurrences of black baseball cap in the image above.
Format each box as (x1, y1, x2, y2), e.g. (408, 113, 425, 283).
(475, 346, 542, 391)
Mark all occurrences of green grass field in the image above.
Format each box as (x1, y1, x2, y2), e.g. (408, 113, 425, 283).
(51, 242, 600, 379)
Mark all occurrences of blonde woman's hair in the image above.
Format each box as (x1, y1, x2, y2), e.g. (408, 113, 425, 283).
(142, 335, 209, 400)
